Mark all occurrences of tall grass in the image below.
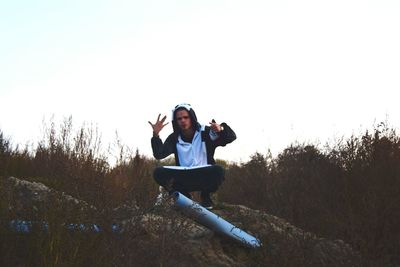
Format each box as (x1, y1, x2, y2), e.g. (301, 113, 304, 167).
(1, 119, 400, 266)
(0, 117, 180, 266)
(219, 122, 400, 267)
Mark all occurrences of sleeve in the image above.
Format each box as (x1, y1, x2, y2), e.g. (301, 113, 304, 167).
(151, 133, 176, 160)
(212, 122, 237, 147)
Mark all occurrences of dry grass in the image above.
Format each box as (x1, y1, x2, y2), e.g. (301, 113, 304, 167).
(1, 119, 400, 266)
(219, 122, 400, 267)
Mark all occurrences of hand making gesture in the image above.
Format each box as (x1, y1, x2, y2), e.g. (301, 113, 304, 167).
(209, 119, 224, 132)
(148, 114, 169, 136)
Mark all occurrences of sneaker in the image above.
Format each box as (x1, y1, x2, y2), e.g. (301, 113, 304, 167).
(154, 186, 168, 206)
(200, 193, 214, 210)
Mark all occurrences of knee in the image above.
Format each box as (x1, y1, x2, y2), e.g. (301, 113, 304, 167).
(212, 165, 225, 180)
(153, 166, 165, 184)
(208, 165, 225, 188)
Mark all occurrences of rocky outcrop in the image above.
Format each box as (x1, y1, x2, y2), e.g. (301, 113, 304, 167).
(132, 200, 362, 267)
(1, 176, 362, 266)
(2, 176, 98, 219)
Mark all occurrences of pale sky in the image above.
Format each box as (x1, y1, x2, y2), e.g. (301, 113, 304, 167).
(1, 0, 399, 164)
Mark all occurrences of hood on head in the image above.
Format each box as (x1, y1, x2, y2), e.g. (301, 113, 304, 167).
(171, 103, 200, 133)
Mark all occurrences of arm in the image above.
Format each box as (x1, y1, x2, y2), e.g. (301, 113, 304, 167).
(218, 122, 236, 145)
(214, 122, 236, 146)
(149, 114, 174, 159)
(151, 134, 175, 160)
(209, 120, 237, 147)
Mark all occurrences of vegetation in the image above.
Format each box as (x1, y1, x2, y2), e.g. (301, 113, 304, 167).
(1, 118, 399, 266)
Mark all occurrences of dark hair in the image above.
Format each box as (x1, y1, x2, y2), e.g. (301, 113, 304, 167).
(172, 106, 200, 134)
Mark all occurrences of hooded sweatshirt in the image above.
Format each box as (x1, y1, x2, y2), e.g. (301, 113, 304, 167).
(151, 104, 236, 167)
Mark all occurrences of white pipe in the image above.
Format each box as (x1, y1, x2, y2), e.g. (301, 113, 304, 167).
(172, 191, 261, 248)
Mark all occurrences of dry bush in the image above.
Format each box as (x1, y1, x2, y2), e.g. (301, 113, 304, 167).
(220, 122, 400, 266)
(328, 124, 400, 266)
(219, 152, 274, 210)
(2, 120, 400, 266)
(0, 118, 179, 266)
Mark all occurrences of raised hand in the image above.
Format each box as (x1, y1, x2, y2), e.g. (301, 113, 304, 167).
(209, 119, 223, 132)
(148, 114, 169, 136)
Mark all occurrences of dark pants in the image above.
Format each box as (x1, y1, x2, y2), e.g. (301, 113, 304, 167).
(153, 165, 225, 194)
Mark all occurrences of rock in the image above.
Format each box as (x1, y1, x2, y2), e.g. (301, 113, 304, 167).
(1, 176, 362, 266)
(119, 199, 362, 267)
(2, 176, 97, 218)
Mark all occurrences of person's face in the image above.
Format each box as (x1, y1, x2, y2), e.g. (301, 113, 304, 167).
(175, 109, 192, 131)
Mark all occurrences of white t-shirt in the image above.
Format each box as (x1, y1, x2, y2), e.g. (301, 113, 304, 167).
(176, 124, 218, 167)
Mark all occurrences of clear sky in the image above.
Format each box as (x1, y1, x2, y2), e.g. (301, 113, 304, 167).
(1, 0, 399, 164)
